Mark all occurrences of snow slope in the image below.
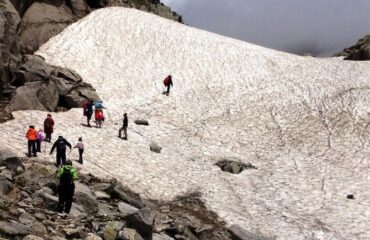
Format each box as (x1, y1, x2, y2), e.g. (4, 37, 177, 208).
(2, 7, 370, 239)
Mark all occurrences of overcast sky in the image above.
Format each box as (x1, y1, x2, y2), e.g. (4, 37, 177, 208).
(161, 0, 370, 56)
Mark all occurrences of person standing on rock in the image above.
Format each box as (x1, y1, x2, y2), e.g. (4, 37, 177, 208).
(57, 160, 78, 214)
(36, 129, 45, 153)
(73, 137, 84, 164)
(118, 113, 128, 140)
(50, 136, 72, 167)
(44, 113, 54, 142)
(25, 125, 37, 157)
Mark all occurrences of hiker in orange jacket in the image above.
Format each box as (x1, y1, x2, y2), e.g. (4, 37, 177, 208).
(25, 125, 37, 157)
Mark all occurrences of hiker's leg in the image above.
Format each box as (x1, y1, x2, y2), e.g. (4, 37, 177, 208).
(124, 127, 127, 139)
(56, 153, 61, 167)
(58, 185, 66, 213)
(27, 140, 32, 157)
(79, 149, 83, 164)
(167, 84, 170, 94)
(36, 140, 41, 152)
(64, 184, 75, 214)
(61, 152, 66, 165)
(32, 140, 37, 156)
(119, 127, 122, 138)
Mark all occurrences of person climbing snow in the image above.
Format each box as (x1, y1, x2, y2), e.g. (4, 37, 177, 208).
(36, 129, 45, 152)
(163, 75, 173, 96)
(118, 113, 128, 140)
(83, 100, 94, 127)
(44, 113, 54, 142)
(50, 136, 72, 167)
(25, 125, 37, 157)
(57, 160, 78, 214)
(74, 137, 84, 164)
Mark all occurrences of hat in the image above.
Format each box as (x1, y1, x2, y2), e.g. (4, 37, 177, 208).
(58, 136, 63, 139)
(47, 113, 52, 117)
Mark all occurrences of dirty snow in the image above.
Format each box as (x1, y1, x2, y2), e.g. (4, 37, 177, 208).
(1, 7, 370, 239)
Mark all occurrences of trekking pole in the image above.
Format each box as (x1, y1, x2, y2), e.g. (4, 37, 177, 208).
(67, 148, 73, 157)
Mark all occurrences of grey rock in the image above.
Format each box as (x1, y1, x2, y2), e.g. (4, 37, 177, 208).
(228, 225, 274, 240)
(0, 169, 13, 180)
(18, 212, 36, 226)
(107, 179, 144, 209)
(17, 162, 56, 187)
(120, 228, 144, 240)
(23, 235, 44, 240)
(94, 190, 110, 200)
(75, 182, 99, 214)
(134, 119, 149, 126)
(0, 157, 24, 172)
(67, 0, 90, 18)
(15, 55, 53, 84)
(97, 203, 115, 216)
(103, 221, 125, 240)
(118, 201, 138, 217)
(19, 2, 74, 53)
(153, 233, 175, 240)
(0, 176, 13, 194)
(150, 142, 162, 153)
(30, 222, 47, 238)
(123, 207, 153, 240)
(0, 220, 30, 236)
(85, 233, 103, 240)
(335, 35, 370, 61)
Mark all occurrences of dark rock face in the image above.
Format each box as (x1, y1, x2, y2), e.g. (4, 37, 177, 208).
(10, 55, 99, 111)
(335, 35, 370, 61)
(124, 208, 154, 240)
(0, 0, 21, 86)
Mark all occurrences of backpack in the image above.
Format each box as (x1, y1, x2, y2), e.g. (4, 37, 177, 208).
(60, 168, 73, 185)
(163, 76, 171, 86)
(82, 102, 89, 116)
(57, 140, 66, 151)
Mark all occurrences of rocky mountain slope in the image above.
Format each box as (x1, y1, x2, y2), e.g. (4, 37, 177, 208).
(0, 0, 182, 121)
(0, 151, 252, 239)
(0, 6, 366, 240)
(335, 35, 370, 60)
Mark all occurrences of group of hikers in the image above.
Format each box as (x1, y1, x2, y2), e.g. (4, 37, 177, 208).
(23, 75, 173, 214)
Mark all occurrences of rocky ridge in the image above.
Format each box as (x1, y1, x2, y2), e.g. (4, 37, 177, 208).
(335, 35, 370, 60)
(0, 150, 271, 240)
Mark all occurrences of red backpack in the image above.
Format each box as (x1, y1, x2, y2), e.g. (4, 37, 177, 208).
(163, 76, 171, 86)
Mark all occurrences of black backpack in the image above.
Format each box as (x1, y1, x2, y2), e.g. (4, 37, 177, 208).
(60, 168, 73, 185)
(57, 140, 66, 151)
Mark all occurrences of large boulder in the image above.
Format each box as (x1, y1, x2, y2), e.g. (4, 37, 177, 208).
(16, 162, 56, 188)
(0, 0, 21, 85)
(0, 176, 13, 194)
(0, 156, 24, 172)
(74, 182, 99, 214)
(106, 179, 145, 209)
(0, 220, 30, 237)
(103, 221, 124, 240)
(123, 208, 154, 240)
(19, 2, 74, 53)
(14, 55, 53, 85)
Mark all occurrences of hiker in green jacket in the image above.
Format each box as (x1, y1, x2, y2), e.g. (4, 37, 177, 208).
(57, 160, 78, 214)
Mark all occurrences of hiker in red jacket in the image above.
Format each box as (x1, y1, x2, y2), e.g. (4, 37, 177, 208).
(44, 113, 54, 142)
(163, 75, 173, 96)
(25, 125, 37, 157)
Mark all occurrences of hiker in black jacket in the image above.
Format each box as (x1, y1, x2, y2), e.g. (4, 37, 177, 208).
(118, 113, 128, 140)
(50, 136, 72, 167)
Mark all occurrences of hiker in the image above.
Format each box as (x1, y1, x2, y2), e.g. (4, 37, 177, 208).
(118, 113, 128, 140)
(95, 107, 105, 128)
(25, 125, 37, 157)
(44, 113, 54, 142)
(163, 75, 173, 95)
(50, 136, 72, 167)
(83, 100, 94, 127)
(74, 137, 84, 164)
(57, 160, 78, 214)
(36, 129, 45, 152)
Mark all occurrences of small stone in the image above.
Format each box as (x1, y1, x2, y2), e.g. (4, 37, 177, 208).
(118, 202, 138, 217)
(134, 119, 149, 126)
(94, 190, 110, 200)
(150, 143, 162, 153)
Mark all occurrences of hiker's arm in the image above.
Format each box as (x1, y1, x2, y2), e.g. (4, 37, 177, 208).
(50, 142, 56, 154)
(65, 140, 72, 149)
